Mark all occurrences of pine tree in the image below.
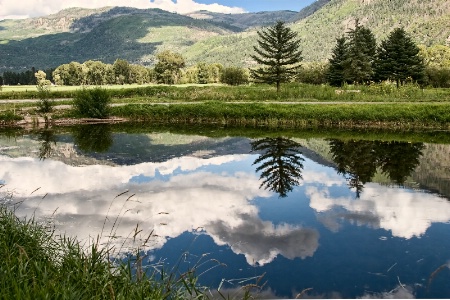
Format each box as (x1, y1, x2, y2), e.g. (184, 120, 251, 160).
(343, 22, 376, 84)
(375, 27, 425, 88)
(251, 21, 303, 92)
(327, 36, 348, 86)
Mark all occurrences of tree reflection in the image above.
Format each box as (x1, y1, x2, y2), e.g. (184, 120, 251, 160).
(251, 137, 304, 198)
(329, 139, 424, 197)
(38, 127, 56, 160)
(72, 124, 113, 153)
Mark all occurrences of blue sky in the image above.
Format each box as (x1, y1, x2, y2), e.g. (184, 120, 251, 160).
(195, 0, 317, 12)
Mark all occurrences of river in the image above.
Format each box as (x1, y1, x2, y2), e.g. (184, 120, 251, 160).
(1, 124, 449, 298)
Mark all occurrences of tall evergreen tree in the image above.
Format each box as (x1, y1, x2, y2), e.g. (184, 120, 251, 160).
(251, 21, 303, 92)
(344, 22, 376, 84)
(327, 36, 348, 86)
(375, 27, 425, 88)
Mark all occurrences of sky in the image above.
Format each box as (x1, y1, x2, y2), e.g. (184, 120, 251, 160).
(0, 0, 316, 20)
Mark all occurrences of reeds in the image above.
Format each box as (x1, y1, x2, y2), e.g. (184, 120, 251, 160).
(0, 204, 209, 299)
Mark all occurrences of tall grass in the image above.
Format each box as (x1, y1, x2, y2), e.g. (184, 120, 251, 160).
(0, 204, 210, 299)
(111, 102, 450, 129)
(2, 82, 450, 102)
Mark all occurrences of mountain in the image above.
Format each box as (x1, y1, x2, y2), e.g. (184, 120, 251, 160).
(0, 7, 241, 72)
(186, 10, 297, 30)
(0, 0, 449, 72)
(184, 0, 450, 65)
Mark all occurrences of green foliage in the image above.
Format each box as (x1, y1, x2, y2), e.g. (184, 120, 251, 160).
(343, 22, 377, 84)
(196, 62, 209, 84)
(375, 28, 426, 87)
(221, 67, 249, 86)
(73, 87, 111, 118)
(251, 21, 303, 92)
(297, 62, 328, 85)
(327, 36, 348, 86)
(0, 204, 209, 299)
(425, 67, 450, 88)
(154, 50, 185, 84)
(35, 70, 53, 113)
(111, 101, 450, 128)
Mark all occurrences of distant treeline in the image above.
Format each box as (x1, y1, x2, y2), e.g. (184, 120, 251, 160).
(1, 44, 449, 88)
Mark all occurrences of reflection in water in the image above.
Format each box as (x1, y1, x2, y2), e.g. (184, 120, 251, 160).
(1, 129, 449, 298)
(72, 124, 113, 153)
(38, 127, 56, 160)
(329, 139, 424, 197)
(251, 137, 304, 197)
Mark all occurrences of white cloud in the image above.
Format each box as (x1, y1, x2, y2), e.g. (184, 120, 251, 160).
(0, 0, 245, 20)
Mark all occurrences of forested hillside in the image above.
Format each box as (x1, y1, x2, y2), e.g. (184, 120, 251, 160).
(185, 0, 450, 65)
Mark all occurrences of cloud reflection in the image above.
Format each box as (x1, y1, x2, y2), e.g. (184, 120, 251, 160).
(0, 153, 318, 266)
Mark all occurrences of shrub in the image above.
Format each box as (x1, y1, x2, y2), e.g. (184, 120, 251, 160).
(221, 67, 249, 86)
(426, 67, 450, 88)
(73, 87, 111, 118)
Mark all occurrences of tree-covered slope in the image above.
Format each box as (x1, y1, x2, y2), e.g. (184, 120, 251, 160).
(0, 7, 239, 71)
(185, 0, 450, 65)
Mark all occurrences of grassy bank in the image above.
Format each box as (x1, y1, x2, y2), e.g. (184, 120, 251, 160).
(109, 102, 450, 129)
(2, 82, 450, 102)
(0, 204, 207, 299)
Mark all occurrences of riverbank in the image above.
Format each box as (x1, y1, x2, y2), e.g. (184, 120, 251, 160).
(1, 83, 450, 129)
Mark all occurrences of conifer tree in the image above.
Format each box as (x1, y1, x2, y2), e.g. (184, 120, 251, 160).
(343, 22, 376, 84)
(375, 27, 425, 88)
(327, 36, 348, 86)
(251, 21, 303, 92)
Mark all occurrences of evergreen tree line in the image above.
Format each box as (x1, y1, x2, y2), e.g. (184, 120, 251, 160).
(326, 23, 450, 88)
(1, 68, 54, 86)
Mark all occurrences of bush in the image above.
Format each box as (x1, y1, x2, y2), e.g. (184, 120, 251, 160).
(426, 67, 450, 88)
(221, 67, 249, 86)
(73, 87, 111, 118)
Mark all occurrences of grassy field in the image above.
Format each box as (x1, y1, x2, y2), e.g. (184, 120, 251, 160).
(1, 83, 450, 128)
(2, 82, 450, 102)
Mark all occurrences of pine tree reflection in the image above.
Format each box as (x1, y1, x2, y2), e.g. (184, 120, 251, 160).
(38, 126, 56, 160)
(72, 124, 113, 153)
(329, 139, 424, 197)
(251, 137, 304, 198)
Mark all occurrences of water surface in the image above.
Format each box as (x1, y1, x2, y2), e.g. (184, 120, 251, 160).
(1, 125, 449, 298)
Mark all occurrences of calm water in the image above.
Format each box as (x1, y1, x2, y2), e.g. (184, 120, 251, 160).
(1, 125, 450, 299)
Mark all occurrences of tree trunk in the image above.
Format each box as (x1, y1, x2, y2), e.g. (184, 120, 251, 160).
(276, 81, 280, 93)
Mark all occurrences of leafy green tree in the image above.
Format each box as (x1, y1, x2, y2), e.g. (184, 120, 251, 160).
(84, 60, 107, 85)
(154, 50, 185, 85)
(375, 28, 425, 87)
(251, 137, 304, 198)
(326, 36, 348, 86)
(196, 62, 209, 84)
(251, 21, 303, 92)
(343, 22, 376, 84)
(221, 67, 249, 86)
(35, 70, 53, 113)
(113, 59, 131, 85)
